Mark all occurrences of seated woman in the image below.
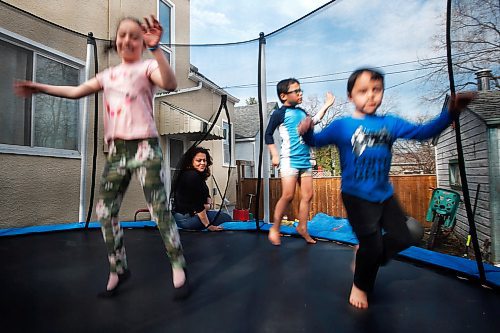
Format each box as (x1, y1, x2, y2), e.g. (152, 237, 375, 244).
(172, 147, 232, 231)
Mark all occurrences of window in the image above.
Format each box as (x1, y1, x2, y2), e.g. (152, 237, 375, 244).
(222, 120, 233, 166)
(158, 0, 174, 66)
(448, 159, 462, 189)
(0, 36, 82, 155)
(169, 138, 184, 170)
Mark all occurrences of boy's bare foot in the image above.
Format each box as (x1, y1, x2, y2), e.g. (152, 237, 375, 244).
(268, 228, 281, 246)
(349, 283, 368, 309)
(296, 224, 317, 244)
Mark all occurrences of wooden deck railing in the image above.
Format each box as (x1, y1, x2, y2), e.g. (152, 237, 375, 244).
(237, 175, 436, 226)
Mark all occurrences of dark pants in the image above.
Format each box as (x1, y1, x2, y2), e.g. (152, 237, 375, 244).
(342, 193, 413, 292)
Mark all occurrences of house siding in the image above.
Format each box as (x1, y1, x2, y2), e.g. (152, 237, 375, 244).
(236, 141, 256, 163)
(0, 0, 216, 228)
(0, 1, 91, 228)
(436, 110, 492, 256)
(161, 87, 237, 207)
(489, 127, 500, 263)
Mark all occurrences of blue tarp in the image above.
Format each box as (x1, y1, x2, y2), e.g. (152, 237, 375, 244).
(1, 213, 499, 287)
(222, 214, 359, 245)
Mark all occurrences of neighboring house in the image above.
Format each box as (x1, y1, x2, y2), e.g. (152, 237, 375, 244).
(155, 64, 238, 213)
(0, 0, 237, 228)
(434, 75, 500, 264)
(390, 142, 436, 175)
(234, 102, 278, 178)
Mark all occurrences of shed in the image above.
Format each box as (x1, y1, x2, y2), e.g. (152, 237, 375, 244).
(435, 89, 500, 264)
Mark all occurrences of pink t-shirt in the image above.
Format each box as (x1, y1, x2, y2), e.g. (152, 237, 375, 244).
(96, 59, 159, 143)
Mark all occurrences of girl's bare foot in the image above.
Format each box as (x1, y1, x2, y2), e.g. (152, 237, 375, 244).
(296, 224, 316, 244)
(349, 283, 368, 309)
(172, 267, 186, 288)
(268, 228, 281, 246)
(172, 267, 190, 300)
(106, 272, 119, 291)
(98, 270, 131, 297)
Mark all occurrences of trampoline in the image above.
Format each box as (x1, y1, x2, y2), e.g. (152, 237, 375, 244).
(1, 1, 499, 332)
(1, 225, 499, 333)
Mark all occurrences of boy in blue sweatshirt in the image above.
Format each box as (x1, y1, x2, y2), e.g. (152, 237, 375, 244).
(299, 68, 475, 309)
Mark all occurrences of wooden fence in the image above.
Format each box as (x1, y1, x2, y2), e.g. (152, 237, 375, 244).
(237, 175, 436, 226)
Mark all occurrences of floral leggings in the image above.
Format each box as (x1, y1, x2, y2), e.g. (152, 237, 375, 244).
(96, 138, 185, 274)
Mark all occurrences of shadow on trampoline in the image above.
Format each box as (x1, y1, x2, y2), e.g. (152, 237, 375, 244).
(0, 228, 498, 333)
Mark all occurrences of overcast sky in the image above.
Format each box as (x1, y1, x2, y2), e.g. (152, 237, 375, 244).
(190, 0, 448, 117)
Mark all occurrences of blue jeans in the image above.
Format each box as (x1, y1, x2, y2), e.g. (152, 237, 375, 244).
(173, 210, 232, 230)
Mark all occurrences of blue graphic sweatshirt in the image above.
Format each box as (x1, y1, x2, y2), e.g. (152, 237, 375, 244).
(302, 109, 452, 202)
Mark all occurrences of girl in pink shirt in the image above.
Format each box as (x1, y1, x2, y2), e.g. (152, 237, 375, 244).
(15, 16, 189, 299)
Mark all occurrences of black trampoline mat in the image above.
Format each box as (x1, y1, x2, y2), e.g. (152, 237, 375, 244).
(0, 228, 498, 333)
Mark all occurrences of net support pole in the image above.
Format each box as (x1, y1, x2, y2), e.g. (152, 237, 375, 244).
(255, 32, 269, 229)
(445, 0, 485, 282)
(259, 33, 270, 224)
(79, 33, 95, 223)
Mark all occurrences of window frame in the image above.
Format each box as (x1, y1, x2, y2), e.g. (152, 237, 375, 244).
(0, 28, 85, 159)
(157, 0, 175, 70)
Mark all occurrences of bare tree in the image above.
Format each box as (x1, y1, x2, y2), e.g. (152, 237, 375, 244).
(391, 114, 438, 175)
(419, 0, 499, 101)
(391, 140, 436, 175)
(245, 97, 257, 105)
(301, 94, 349, 175)
(302, 93, 348, 129)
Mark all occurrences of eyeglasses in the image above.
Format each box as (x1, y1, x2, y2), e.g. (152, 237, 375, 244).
(286, 88, 303, 95)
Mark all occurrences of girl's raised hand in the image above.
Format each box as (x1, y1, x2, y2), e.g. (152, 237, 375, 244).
(142, 15, 163, 48)
(14, 80, 40, 98)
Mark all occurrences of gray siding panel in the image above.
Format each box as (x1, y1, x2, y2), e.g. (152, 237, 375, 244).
(435, 110, 493, 257)
(489, 127, 500, 263)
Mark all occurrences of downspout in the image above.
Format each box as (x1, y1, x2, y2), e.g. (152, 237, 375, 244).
(155, 80, 202, 98)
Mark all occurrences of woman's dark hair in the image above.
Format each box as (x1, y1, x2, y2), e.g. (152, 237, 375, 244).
(179, 146, 213, 179)
(346, 68, 385, 97)
(276, 78, 300, 103)
(105, 17, 145, 53)
(170, 146, 213, 203)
